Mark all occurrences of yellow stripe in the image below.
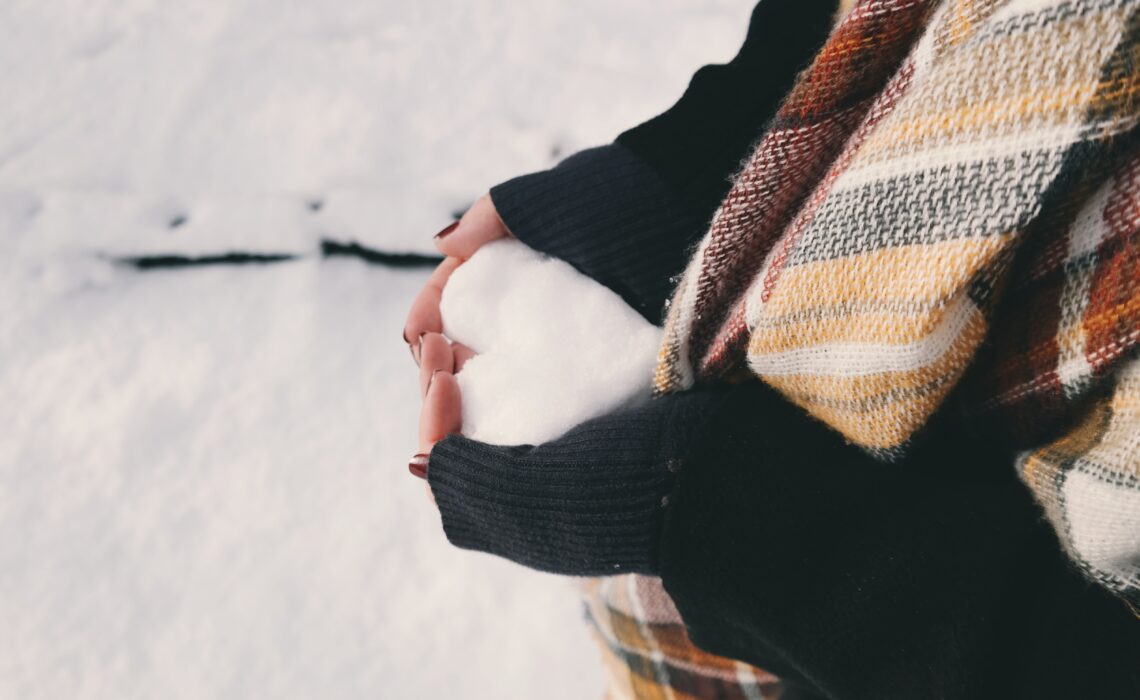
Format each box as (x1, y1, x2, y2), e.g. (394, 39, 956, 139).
(751, 240, 1003, 350)
(754, 315, 987, 449)
(858, 9, 1123, 163)
(760, 238, 1006, 313)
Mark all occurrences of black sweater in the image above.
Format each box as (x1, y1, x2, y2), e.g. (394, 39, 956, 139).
(426, 1, 1140, 697)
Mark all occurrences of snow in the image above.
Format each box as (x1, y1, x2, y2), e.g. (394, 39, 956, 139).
(442, 239, 662, 446)
(0, 1, 753, 698)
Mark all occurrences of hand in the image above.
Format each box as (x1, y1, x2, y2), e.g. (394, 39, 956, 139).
(407, 333, 467, 490)
(402, 194, 511, 364)
(405, 194, 510, 487)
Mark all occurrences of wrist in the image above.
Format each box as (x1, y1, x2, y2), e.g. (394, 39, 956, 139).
(427, 390, 725, 576)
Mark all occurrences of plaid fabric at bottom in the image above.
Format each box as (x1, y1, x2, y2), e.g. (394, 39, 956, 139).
(580, 575, 782, 700)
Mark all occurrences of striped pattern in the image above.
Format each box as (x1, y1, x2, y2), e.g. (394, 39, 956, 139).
(655, 0, 1140, 606)
(580, 576, 782, 700)
(655, 0, 935, 396)
(1017, 358, 1140, 605)
(986, 148, 1140, 603)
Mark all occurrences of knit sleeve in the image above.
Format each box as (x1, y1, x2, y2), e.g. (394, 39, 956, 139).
(427, 377, 1140, 695)
(490, 144, 707, 324)
(426, 389, 725, 576)
(489, 0, 836, 324)
(656, 382, 1140, 698)
(1014, 356, 1140, 612)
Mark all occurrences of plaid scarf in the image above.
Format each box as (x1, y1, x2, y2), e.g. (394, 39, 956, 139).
(580, 576, 783, 699)
(655, 0, 1139, 606)
(588, 1, 1138, 697)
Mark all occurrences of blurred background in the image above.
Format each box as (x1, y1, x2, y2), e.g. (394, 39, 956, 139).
(0, 1, 752, 697)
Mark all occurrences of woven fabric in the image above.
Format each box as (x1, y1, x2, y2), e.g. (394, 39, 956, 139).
(655, 0, 1140, 605)
(580, 575, 784, 700)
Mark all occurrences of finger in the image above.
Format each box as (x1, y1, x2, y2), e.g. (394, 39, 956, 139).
(451, 342, 477, 373)
(434, 194, 512, 259)
(419, 369, 462, 454)
(403, 256, 463, 362)
(419, 332, 454, 397)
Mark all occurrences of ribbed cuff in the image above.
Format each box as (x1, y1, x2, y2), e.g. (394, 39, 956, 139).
(490, 144, 705, 325)
(427, 390, 723, 576)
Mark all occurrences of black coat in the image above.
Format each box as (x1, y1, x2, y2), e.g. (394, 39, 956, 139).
(427, 1, 1140, 696)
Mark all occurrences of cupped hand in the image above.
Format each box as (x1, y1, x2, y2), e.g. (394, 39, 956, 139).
(405, 194, 509, 488)
(402, 194, 511, 364)
(408, 334, 478, 493)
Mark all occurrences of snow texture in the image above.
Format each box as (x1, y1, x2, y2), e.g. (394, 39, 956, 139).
(442, 239, 663, 446)
(0, 1, 753, 698)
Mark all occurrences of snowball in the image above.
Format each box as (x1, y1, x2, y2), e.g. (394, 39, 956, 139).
(440, 239, 662, 445)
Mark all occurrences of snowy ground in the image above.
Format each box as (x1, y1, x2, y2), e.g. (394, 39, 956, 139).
(0, 1, 752, 698)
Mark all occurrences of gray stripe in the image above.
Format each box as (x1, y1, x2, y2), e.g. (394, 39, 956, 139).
(979, 0, 1129, 42)
(1074, 456, 1140, 489)
(780, 369, 958, 414)
(787, 150, 1064, 266)
(752, 298, 943, 329)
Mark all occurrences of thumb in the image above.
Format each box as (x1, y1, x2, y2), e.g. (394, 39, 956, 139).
(418, 369, 462, 455)
(434, 194, 511, 259)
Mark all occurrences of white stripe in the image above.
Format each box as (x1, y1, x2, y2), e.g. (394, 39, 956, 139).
(665, 241, 706, 390)
(1067, 177, 1115, 260)
(833, 127, 1076, 192)
(734, 661, 766, 700)
(747, 294, 980, 377)
(1063, 467, 1140, 590)
(993, 0, 1082, 20)
(1057, 182, 1113, 396)
(1056, 269, 1096, 397)
(626, 575, 675, 700)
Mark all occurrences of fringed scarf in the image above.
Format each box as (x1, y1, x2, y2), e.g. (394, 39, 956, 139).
(656, 0, 1139, 605)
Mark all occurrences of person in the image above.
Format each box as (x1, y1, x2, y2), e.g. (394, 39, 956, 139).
(403, 0, 1140, 697)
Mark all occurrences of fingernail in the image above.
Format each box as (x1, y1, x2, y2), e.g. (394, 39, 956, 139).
(412, 333, 425, 366)
(404, 329, 419, 364)
(408, 454, 429, 479)
(427, 368, 442, 394)
(433, 221, 459, 241)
